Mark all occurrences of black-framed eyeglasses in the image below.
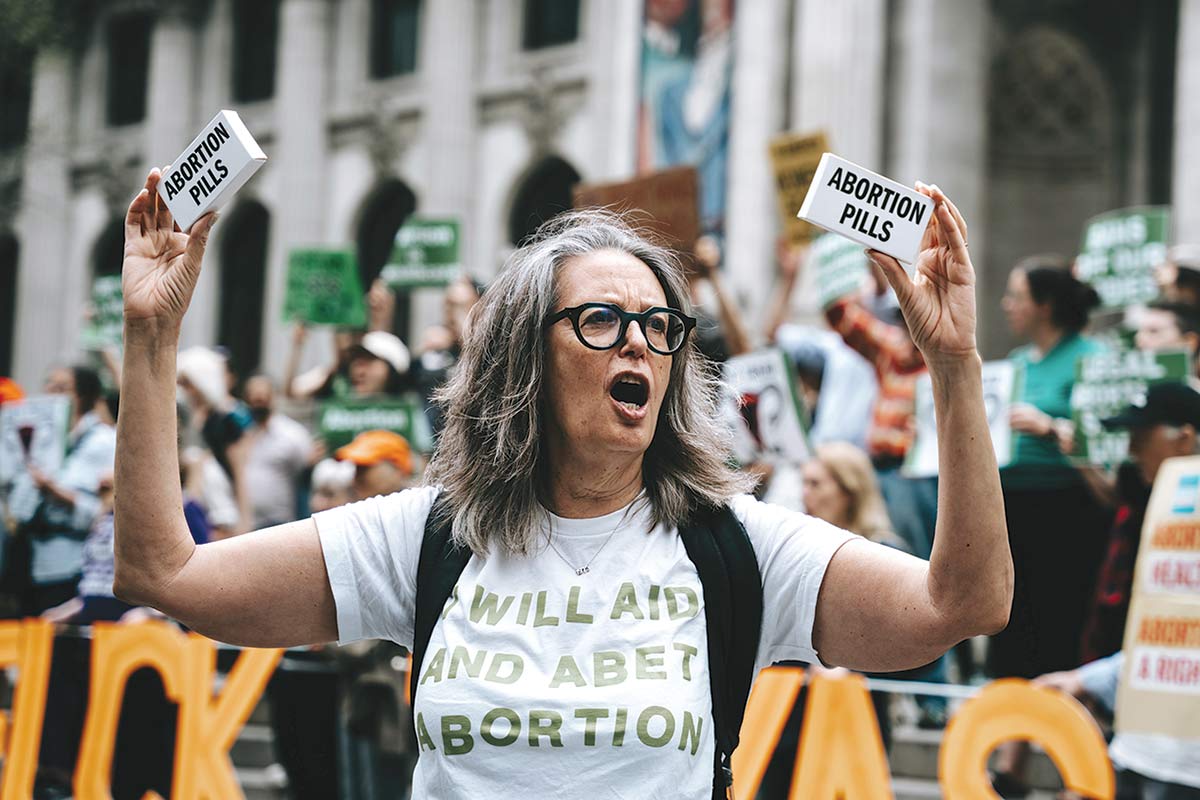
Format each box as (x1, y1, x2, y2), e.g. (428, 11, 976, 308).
(544, 302, 697, 355)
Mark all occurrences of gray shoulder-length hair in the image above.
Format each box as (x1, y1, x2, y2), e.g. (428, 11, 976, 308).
(424, 209, 756, 556)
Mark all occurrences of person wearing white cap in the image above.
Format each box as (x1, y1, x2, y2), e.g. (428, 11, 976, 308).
(347, 330, 411, 396)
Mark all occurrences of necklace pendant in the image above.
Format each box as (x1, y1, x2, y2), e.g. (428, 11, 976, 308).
(576, 566, 590, 576)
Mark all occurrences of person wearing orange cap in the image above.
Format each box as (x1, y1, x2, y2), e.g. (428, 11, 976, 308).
(335, 430, 414, 501)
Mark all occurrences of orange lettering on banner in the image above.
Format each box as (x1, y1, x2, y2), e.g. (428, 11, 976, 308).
(790, 672, 893, 799)
(1151, 521, 1200, 550)
(0, 620, 53, 800)
(1137, 617, 1200, 647)
(730, 666, 806, 799)
(74, 622, 282, 800)
(940, 679, 1114, 800)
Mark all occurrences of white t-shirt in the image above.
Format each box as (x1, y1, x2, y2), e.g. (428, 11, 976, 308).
(315, 487, 855, 799)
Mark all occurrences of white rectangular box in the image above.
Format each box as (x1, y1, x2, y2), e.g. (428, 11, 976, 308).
(156, 110, 266, 232)
(797, 153, 933, 265)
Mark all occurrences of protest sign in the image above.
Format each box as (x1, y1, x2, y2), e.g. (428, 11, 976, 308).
(1115, 455, 1200, 738)
(0, 395, 73, 523)
(1070, 349, 1191, 466)
(903, 361, 1017, 478)
(156, 110, 267, 232)
(573, 167, 700, 255)
(723, 349, 811, 464)
(79, 275, 124, 351)
(810, 233, 869, 309)
(797, 153, 933, 265)
(381, 218, 462, 289)
(283, 249, 367, 328)
(1075, 206, 1170, 310)
(769, 131, 829, 244)
(317, 397, 432, 453)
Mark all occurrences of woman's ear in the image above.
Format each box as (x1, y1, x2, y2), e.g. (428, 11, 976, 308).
(1178, 423, 1198, 455)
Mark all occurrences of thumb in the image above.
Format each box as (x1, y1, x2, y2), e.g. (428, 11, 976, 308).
(866, 249, 910, 304)
(184, 212, 218, 266)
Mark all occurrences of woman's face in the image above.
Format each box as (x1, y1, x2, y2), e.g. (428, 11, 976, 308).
(349, 355, 391, 395)
(801, 459, 851, 528)
(1002, 269, 1041, 337)
(543, 250, 674, 464)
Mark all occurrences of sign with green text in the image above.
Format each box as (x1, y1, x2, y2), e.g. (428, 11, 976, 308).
(79, 275, 124, 351)
(381, 219, 462, 288)
(1075, 206, 1171, 310)
(811, 232, 869, 309)
(1071, 348, 1191, 465)
(317, 398, 432, 453)
(283, 249, 367, 327)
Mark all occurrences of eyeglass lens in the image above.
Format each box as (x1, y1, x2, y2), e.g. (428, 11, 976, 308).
(578, 306, 687, 352)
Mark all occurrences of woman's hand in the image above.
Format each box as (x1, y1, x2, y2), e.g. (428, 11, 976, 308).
(866, 184, 976, 367)
(1010, 403, 1054, 437)
(122, 168, 217, 330)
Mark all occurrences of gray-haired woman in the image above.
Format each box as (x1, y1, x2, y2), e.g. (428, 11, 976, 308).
(114, 169, 1011, 798)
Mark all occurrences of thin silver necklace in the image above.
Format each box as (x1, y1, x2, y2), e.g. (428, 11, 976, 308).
(545, 500, 636, 576)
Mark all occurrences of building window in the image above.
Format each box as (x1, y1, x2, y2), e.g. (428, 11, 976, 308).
(92, 220, 125, 278)
(106, 12, 152, 126)
(370, 0, 420, 79)
(509, 156, 580, 245)
(232, 0, 280, 103)
(0, 235, 17, 377)
(356, 179, 417, 337)
(523, 0, 579, 50)
(0, 47, 34, 149)
(218, 202, 270, 376)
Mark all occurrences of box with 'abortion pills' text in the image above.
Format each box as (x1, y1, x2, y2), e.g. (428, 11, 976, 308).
(797, 153, 933, 265)
(156, 110, 266, 232)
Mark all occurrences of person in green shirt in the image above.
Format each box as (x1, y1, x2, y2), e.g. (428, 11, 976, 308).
(990, 256, 1115, 797)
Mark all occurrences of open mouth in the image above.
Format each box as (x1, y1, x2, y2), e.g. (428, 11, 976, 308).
(609, 376, 649, 409)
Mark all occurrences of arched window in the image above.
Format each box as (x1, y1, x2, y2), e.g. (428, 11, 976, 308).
(232, 0, 280, 102)
(356, 178, 417, 337)
(217, 201, 270, 376)
(508, 156, 581, 246)
(0, 234, 17, 376)
(106, 11, 151, 126)
(91, 219, 125, 277)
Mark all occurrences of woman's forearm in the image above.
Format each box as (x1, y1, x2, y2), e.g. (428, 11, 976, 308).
(926, 355, 1012, 636)
(113, 322, 197, 603)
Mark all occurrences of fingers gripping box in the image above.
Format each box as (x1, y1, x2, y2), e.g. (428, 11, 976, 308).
(797, 153, 933, 265)
(156, 110, 267, 232)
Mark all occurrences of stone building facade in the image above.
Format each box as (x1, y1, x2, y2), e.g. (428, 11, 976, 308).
(1, 0, 1198, 388)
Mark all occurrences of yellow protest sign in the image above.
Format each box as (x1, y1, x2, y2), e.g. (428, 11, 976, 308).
(0, 620, 53, 800)
(768, 130, 829, 243)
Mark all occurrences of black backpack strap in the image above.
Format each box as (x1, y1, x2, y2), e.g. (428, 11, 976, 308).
(679, 504, 763, 800)
(409, 496, 473, 709)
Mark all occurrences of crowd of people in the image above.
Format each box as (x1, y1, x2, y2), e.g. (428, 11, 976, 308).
(0, 178, 1198, 798)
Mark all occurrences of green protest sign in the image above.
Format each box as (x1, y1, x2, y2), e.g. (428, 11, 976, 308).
(283, 249, 367, 327)
(317, 398, 433, 453)
(79, 275, 124, 351)
(810, 233, 869, 309)
(381, 219, 461, 288)
(1071, 348, 1191, 465)
(1075, 206, 1171, 310)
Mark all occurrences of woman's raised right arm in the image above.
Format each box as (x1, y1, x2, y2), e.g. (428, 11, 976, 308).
(113, 169, 337, 647)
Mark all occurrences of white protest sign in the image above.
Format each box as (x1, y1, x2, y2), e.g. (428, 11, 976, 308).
(902, 361, 1016, 478)
(797, 153, 933, 265)
(1116, 456, 1200, 738)
(723, 349, 812, 465)
(156, 110, 266, 232)
(0, 395, 72, 522)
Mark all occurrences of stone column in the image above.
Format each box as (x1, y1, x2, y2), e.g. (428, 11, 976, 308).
(261, 0, 332, 375)
(14, 48, 74, 388)
(143, 1, 197, 172)
(888, 0, 989, 338)
(725, 0, 790, 335)
(1173, 0, 1200, 242)
(586, 0, 642, 180)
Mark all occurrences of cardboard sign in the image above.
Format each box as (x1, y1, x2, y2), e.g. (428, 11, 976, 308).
(1116, 456, 1200, 738)
(903, 361, 1016, 478)
(1070, 349, 1191, 466)
(79, 275, 124, 351)
(283, 249, 367, 328)
(317, 398, 432, 453)
(769, 131, 829, 244)
(723, 349, 811, 464)
(1075, 206, 1171, 310)
(156, 110, 267, 232)
(0, 395, 73, 522)
(810, 233, 870, 309)
(381, 219, 462, 288)
(573, 167, 700, 255)
(797, 153, 933, 265)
